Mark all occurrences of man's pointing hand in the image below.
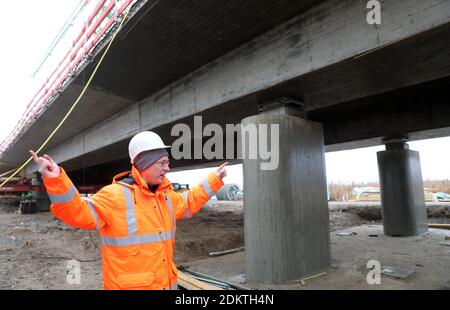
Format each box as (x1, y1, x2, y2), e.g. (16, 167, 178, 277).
(215, 162, 228, 180)
(29, 150, 60, 178)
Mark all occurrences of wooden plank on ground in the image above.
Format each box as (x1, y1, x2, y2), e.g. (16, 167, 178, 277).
(208, 247, 245, 257)
(428, 223, 450, 230)
(178, 271, 224, 290)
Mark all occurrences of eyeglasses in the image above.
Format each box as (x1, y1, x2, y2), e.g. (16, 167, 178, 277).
(155, 160, 170, 169)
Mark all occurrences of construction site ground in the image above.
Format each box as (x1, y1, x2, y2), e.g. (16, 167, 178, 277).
(0, 200, 449, 290)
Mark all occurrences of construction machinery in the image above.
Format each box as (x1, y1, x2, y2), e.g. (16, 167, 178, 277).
(172, 183, 189, 193)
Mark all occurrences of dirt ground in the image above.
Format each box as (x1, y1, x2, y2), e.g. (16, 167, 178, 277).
(184, 202, 450, 290)
(186, 225, 450, 290)
(0, 199, 449, 290)
(0, 200, 246, 290)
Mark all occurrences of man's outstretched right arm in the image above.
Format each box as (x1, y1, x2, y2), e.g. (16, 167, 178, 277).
(30, 150, 112, 230)
(42, 167, 112, 230)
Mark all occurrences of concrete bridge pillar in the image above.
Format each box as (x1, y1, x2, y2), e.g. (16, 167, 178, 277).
(242, 100, 330, 284)
(377, 139, 428, 236)
(31, 173, 51, 212)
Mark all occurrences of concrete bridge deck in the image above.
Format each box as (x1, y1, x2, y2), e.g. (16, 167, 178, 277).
(0, 0, 449, 178)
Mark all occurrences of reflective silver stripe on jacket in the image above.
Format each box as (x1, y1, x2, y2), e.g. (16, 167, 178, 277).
(120, 185, 137, 235)
(100, 186, 177, 246)
(47, 183, 78, 204)
(165, 194, 176, 240)
(182, 191, 191, 219)
(100, 231, 176, 246)
(82, 197, 99, 230)
(201, 178, 214, 198)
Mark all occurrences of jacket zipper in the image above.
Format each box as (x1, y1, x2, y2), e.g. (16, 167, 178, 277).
(154, 192, 173, 288)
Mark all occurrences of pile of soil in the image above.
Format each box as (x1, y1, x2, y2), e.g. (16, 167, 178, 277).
(175, 209, 244, 263)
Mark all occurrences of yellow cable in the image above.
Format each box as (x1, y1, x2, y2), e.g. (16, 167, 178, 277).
(0, 5, 133, 188)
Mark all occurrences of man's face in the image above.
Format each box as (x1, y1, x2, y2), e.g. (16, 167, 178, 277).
(140, 155, 170, 185)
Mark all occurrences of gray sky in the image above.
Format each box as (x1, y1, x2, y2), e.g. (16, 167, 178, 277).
(0, 1, 81, 144)
(325, 138, 450, 184)
(1, 1, 449, 186)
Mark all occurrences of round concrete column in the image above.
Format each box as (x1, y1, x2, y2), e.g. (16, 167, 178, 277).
(242, 111, 330, 284)
(377, 142, 428, 236)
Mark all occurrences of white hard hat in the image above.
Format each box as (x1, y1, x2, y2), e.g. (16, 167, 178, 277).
(128, 131, 170, 163)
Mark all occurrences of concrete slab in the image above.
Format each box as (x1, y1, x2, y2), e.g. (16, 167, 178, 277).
(381, 266, 415, 279)
(4, 0, 450, 176)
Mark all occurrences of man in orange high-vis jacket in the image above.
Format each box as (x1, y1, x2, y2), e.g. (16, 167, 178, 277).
(30, 131, 227, 290)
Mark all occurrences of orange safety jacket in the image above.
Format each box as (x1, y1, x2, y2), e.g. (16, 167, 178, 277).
(42, 165, 224, 290)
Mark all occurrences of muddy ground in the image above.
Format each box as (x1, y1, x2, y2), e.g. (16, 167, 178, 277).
(0, 200, 448, 290)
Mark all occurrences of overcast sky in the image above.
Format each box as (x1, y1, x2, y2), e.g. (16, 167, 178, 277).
(0, 1, 79, 139)
(1, 1, 449, 187)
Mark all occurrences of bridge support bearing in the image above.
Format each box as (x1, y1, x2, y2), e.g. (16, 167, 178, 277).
(242, 101, 330, 284)
(31, 173, 51, 212)
(377, 140, 428, 236)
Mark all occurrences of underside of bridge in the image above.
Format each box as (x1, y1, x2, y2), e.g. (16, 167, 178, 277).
(1, 0, 450, 284)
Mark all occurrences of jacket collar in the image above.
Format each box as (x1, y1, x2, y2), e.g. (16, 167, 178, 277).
(113, 166, 172, 192)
